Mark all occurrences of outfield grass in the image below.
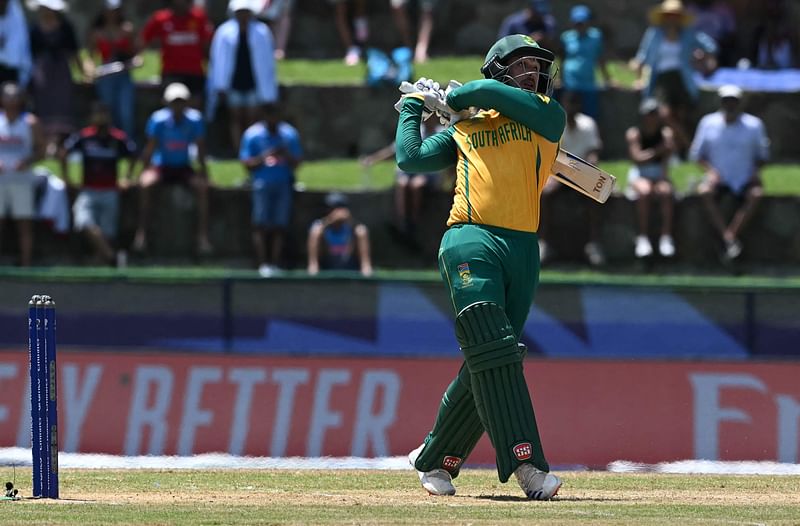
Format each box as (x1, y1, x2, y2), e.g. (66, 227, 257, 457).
(47, 158, 800, 194)
(0, 469, 798, 525)
(129, 52, 637, 89)
(129, 52, 491, 87)
(287, 159, 800, 195)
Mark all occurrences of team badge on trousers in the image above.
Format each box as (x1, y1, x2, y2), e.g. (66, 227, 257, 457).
(442, 456, 463, 472)
(513, 442, 533, 461)
(457, 263, 472, 287)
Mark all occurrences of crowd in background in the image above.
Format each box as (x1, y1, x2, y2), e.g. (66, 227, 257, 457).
(0, 0, 793, 272)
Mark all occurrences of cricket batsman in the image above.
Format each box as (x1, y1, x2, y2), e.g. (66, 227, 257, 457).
(394, 35, 565, 499)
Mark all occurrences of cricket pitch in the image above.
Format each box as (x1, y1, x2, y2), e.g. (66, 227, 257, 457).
(1, 469, 799, 524)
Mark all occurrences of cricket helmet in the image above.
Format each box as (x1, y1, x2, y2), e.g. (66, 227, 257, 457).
(480, 34, 557, 96)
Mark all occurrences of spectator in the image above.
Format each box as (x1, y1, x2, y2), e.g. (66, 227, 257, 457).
(208, 0, 278, 153)
(58, 101, 136, 266)
(749, 0, 799, 69)
(558, 4, 612, 120)
(360, 117, 445, 243)
(139, 0, 214, 108)
(330, 0, 368, 66)
(412, 0, 436, 63)
(29, 0, 86, 157)
(0, 0, 31, 86)
(539, 91, 605, 266)
(687, 0, 738, 67)
(132, 83, 212, 255)
(260, 0, 293, 60)
(0, 82, 44, 267)
(388, 0, 437, 63)
(86, 0, 141, 139)
(329, 1, 432, 66)
(690, 85, 769, 261)
(239, 103, 302, 277)
(625, 98, 676, 259)
(632, 0, 717, 154)
(497, 1, 557, 53)
(308, 192, 372, 277)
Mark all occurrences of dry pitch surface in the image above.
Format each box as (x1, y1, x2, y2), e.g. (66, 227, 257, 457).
(1, 469, 799, 525)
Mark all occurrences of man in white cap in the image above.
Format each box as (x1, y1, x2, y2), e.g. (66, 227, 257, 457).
(208, 0, 277, 152)
(133, 82, 212, 255)
(690, 85, 770, 261)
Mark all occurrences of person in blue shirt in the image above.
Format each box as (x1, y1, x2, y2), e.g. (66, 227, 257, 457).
(133, 82, 211, 255)
(239, 103, 302, 277)
(307, 192, 372, 277)
(558, 4, 612, 119)
(690, 85, 770, 262)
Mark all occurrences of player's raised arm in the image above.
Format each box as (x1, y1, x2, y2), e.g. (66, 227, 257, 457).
(395, 95, 457, 173)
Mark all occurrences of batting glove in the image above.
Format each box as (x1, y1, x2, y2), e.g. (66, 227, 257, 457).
(394, 77, 446, 121)
(444, 79, 462, 97)
(434, 80, 476, 126)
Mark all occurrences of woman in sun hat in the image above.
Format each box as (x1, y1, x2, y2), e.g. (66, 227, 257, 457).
(631, 0, 717, 154)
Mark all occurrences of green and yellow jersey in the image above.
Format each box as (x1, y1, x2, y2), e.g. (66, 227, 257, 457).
(396, 79, 565, 233)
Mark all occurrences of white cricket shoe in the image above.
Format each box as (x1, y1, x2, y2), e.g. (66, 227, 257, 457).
(635, 235, 653, 258)
(408, 444, 456, 496)
(514, 463, 562, 500)
(659, 235, 676, 257)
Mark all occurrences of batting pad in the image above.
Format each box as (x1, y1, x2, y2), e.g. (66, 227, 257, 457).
(413, 363, 484, 478)
(455, 302, 519, 373)
(471, 361, 549, 481)
(456, 302, 549, 482)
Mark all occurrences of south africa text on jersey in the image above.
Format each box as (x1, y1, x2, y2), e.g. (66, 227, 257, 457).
(463, 121, 534, 151)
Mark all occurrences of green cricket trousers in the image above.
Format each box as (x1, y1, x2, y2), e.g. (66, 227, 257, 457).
(413, 222, 550, 482)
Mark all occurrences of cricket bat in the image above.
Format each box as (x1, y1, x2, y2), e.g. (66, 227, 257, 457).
(551, 149, 616, 203)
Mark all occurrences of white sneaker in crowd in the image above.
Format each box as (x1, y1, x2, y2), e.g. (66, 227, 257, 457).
(658, 235, 676, 257)
(115, 250, 128, 269)
(258, 264, 275, 278)
(514, 463, 562, 500)
(344, 46, 361, 66)
(635, 235, 653, 258)
(584, 242, 606, 266)
(724, 238, 742, 260)
(408, 444, 456, 496)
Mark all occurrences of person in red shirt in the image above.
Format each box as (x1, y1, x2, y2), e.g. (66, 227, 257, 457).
(139, 0, 214, 106)
(58, 101, 137, 266)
